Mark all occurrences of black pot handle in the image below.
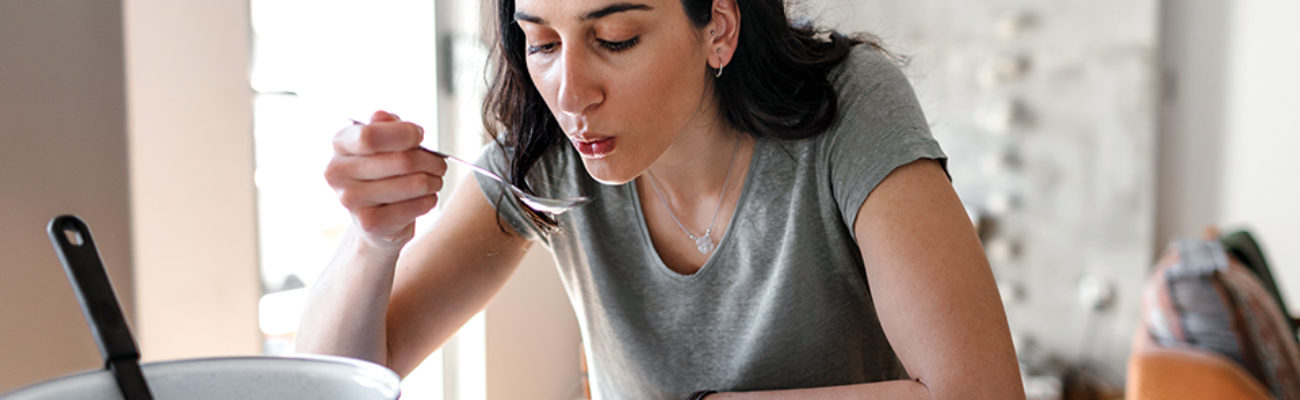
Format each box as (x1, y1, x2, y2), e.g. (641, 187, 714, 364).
(47, 215, 153, 400)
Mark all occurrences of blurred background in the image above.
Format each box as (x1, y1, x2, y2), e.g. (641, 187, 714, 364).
(1, 0, 1296, 399)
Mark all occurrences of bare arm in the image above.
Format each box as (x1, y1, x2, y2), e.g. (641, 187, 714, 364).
(383, 176, 531, 375)
(713, 159, 1023, 399)
(295, 111, 530, 377)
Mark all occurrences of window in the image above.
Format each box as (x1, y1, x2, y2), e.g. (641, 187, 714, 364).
(249, 1, 468, 398)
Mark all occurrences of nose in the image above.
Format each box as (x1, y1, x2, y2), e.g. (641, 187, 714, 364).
(555, 47, 604, 117)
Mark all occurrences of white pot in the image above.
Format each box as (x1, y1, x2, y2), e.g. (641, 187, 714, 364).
(0, 354, 400, 400)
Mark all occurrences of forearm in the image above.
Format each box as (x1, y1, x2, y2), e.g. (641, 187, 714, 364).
(295, 226, 400, 365)
(709, 379, 932, 400)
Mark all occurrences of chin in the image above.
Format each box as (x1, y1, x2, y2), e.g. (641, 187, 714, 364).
(581, 159, 639, 186)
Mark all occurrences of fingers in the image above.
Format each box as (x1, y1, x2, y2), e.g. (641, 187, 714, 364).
(353, 193, 439, 240)
(332, 170, 442, 245)
(327, 147, 447, 207)
(335, 116, 425, 156)
(327, 110, 442, 247)
(370, 110, 400, 124)
(337, 172, 444, 207)
(328, 148, 448, 182)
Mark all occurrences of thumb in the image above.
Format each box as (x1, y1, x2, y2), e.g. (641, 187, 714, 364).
(369, 110, 401, 123)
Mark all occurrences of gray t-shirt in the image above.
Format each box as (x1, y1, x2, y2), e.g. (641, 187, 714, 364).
(474, 46, 947, 399)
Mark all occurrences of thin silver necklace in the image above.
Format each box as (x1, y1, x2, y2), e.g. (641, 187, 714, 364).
(644, 136, 742, 254)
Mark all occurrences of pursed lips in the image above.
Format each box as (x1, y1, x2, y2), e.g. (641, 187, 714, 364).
(568, 132, 617, 158)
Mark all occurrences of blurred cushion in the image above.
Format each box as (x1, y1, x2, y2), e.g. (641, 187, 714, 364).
(1127, 331, 1272, 400)
(1142, 239, 1300, 399)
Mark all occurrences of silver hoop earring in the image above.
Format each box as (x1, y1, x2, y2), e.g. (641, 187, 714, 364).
(714, 48, 726, 78)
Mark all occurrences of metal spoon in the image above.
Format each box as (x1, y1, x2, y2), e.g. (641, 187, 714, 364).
(349, 120, 592, 214)
(426, 148, 592, 214)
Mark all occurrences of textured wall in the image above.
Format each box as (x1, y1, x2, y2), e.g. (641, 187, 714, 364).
(799, 0, 1159, 385)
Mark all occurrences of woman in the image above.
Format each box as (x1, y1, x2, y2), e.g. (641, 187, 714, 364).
(298, 0, 1025, 398)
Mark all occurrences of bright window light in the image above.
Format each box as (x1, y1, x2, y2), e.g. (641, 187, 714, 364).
(249, 1, 447, 398)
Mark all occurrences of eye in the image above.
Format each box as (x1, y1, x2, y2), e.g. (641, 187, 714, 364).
(526, 42, 558, 55)
(598, 36, 640, 52)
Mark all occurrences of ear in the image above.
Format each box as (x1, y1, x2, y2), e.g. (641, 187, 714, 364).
(705, 0, 741, 70)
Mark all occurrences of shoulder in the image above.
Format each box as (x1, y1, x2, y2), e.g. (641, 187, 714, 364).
(816, 44, 948, 230)
(834, 44, 902, 78)
(829, 45, 918, 113)
(820, 44, 932, 151)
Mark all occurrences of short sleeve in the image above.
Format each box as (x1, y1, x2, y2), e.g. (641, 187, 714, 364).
(472, 142, 543, 241)
(825, 47, 949, 234)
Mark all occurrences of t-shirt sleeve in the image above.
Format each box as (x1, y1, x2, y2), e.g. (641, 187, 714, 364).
(472, 142, 544, 241)
(825, 47, 949, 235)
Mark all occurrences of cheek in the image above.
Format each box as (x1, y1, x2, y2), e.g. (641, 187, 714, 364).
(618, 55, 704, 130)
(526, 63, 561, 112)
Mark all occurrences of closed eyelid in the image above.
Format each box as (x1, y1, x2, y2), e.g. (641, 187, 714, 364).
(518, 21, 640, 46)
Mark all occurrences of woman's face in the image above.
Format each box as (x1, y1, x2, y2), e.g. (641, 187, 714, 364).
(515, 0, 715, 184)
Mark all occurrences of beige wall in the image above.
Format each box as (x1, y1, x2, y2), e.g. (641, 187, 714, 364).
(0, 0, 135, 392)
(122, 0, 260, 361)
(0, 0, 260, 392)
(485, 247, 583, 400)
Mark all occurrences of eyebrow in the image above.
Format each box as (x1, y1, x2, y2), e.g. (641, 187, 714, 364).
(515, 3, 653, 25)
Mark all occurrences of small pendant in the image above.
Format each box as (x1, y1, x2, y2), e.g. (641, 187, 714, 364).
(695, 234, 715, 254)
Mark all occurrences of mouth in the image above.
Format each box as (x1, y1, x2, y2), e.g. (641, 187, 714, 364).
(570, 135, 617, 159)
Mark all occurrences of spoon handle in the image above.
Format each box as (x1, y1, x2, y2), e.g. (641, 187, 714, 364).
(48, 215, 154, 399)
(424, 148, 511, 186)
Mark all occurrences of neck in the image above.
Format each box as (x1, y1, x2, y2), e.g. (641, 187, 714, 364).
(643, 120, 753, 204)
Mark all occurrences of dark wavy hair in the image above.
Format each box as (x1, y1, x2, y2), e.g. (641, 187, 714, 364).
(482, 0, 880, 232)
